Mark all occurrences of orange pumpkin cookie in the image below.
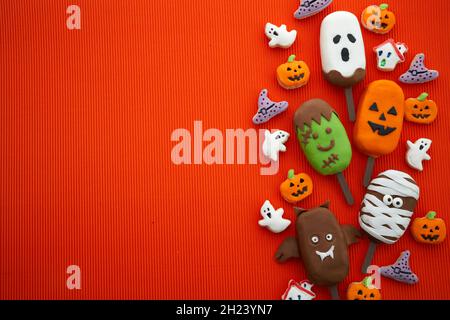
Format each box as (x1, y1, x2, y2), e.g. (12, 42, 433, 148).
(411, 211, 446, 244)
(405, 93, 438, 124)
(361, 4, 396, 34)
(280, 169, 313, 203)
(276, 55, 310, 90)
(354, 80, 404, 158)
(347, 276, 381, 300)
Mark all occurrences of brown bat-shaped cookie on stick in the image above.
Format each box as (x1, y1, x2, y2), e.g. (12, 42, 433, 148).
(275, 201, 360, 300)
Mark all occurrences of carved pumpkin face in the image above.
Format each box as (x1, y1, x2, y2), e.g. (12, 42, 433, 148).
(405, 93, 438, 124)
(411, 211, 446, 244)
(277, 54, 310, 90)
(361, 4, 396, 34)
(280, 169, 313, 203)
(347, 277, 381, 300)
(354, 80, 404, 158)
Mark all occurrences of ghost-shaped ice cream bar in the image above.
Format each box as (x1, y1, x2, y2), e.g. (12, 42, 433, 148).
(359, 170, 419, 273)
(320, 11, 366, 121)
(353, 80, 405, 186)
(275, 201, 360, 300)
(294, 99, 354, 205)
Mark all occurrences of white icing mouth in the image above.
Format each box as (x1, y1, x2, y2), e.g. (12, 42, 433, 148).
(315, 245, 335, 261)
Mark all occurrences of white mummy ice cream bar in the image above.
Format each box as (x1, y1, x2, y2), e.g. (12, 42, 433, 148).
(320, 11, 366, 121)
(359, 170, 420, 273)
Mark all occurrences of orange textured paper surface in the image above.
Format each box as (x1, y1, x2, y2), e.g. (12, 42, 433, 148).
(1, 0, 450, 299)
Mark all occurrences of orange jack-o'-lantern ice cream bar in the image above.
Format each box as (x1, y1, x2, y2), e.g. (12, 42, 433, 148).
(354, 80, 404, 157)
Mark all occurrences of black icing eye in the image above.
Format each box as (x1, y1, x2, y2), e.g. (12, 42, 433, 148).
(333, 35, 341, 44)
(413, 104, 418, 109)
(347, 33, 356, 43)
(378, 50, 383, 56)
(287, 67, 292, 71)
(370, 293, 375, 298)
(387, 52, 392, 58)
(387, 106, 397, 116)
(425, 106, 430, 110)
(300, 178, 304, 183)
(436, 226, 440, 230)
(298, 65, 302, 69)
(357, 290, 363, 295)
(290, 182, 295, 187)
(385, 14, 389, 19)
(423, 224, 428, 229)
(369, 103, 378, 111)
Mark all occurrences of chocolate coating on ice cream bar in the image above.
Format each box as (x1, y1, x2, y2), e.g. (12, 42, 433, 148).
(275, 201, 360, 287)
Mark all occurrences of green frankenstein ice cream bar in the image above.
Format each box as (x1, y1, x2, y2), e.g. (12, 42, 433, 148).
(294, 99, 354, 205)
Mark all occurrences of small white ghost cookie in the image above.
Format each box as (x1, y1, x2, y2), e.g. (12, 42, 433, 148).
(265, 23, 297, 49)
(406, 138, 432, 171)
(262, 129, 289, 162)
(258, 200, 290, 234)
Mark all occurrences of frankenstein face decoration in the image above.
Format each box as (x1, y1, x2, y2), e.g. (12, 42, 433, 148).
(354, 80, 404, 158)
(294, 99, 352, 175)
(320, 11, 366, 88)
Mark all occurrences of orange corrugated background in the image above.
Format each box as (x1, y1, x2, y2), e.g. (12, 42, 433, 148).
(0, 0, 449, 299)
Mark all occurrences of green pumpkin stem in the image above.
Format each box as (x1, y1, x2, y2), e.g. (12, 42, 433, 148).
(379, 3, 389, 10)
(417, 92, 429, 102)
(426, 211, 437, 220)
(362, 276, 373, 288)
(287, 55, 296, 63)
(288, 169, 295, 179)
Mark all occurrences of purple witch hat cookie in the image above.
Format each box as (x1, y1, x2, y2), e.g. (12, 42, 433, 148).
(379, 250, 419, 285)
(399, 54, 439, 84)
(294, 0, 333, 20)
(252, 89, 288, 125)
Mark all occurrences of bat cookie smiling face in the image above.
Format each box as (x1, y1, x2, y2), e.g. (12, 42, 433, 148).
(275, 201, 360, 287)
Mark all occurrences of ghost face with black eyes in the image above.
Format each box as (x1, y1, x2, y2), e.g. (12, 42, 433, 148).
(320, 11, 366, 88)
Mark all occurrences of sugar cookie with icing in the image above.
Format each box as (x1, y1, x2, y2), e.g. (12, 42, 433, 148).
(406, 138, 431, 171)
(361, 4, 396, 34)
(280, 169, 313, 204)
(411, 211, 446, 244)
(379, 250, 419, 284)
(262, 129, 289, 162)
(281, 279, 316, 300)
(258, 200, 290, 234)
(265, 23, 297, 49)
(277, 55, 310, 90)
(294, 0, 333, 20)
(374, 39, 407, 71)
(404, 93, 438, 124)
(252, 89, 288, 124)
(399, 54, 439, 84)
